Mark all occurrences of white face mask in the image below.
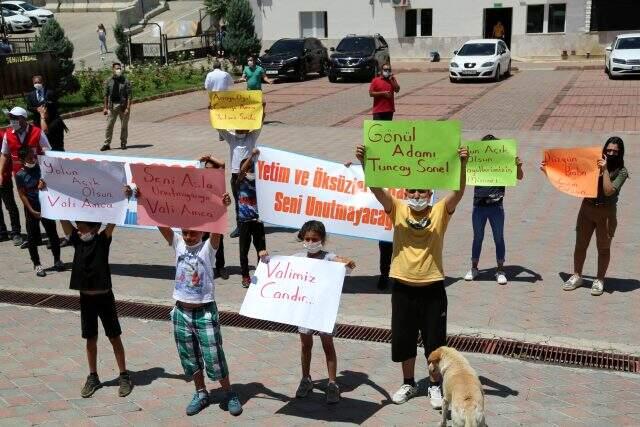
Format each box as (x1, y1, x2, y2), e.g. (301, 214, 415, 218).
(247, 61, 255, 67)
(303, 241, 323, 254)
(407, 198, 429, 211)
(79, 232, 96, 242)
(114, 69, 122, 76)
(382, 71, 391, 78)
(9, 120, 21, 130)
(34, 83, 44, 91)
(24, 161, 37, 169)
(245, 173, 255, 181)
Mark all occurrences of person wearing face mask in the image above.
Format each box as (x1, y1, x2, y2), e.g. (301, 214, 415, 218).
(26, 75, 67, 152)
(287, 220, 355, 404)
(234, 149, 269, 288)
(543, 136, 629, 296)
(0, 127, 23, 246)
(235, 55, 273, 90)
(368, 62, 400, 290)
(14, 147, 64, 277)
(355, 143, 468, 410)
(101, 63, 132, 151)
(56, 216, 133, 399)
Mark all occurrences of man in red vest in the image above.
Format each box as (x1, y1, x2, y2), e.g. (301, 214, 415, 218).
(0, 127, 23, 246)
(1, 107, 52, 247)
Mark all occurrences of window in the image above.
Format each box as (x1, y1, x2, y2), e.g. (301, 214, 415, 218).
(299, 11, 328, 38)
(526, 5, 544, 33)
(405, 9, 432, 37)
(548, 4, 566, 33)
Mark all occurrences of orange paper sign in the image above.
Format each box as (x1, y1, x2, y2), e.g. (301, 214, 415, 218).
(543, 147, 601, 197)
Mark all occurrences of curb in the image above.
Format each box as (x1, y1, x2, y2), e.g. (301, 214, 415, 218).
(60, 86, 203, 120)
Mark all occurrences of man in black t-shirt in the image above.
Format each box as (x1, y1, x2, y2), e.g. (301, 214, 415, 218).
(59, 219, 133, 398)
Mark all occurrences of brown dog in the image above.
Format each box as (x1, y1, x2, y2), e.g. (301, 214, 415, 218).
(428, 346, 486, 427)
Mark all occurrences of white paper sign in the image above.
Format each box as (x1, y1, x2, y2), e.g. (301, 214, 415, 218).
(240, 256, 346, 333)
(39, 156, 128, 224)
(256, 146, 396, 241)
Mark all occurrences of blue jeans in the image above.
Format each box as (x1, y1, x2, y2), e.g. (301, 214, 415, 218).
(471, 204, 505, 264)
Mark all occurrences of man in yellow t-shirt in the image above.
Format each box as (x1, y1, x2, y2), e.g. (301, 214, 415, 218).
(493, 21, 505, 40)
(355, 144, 468, 411)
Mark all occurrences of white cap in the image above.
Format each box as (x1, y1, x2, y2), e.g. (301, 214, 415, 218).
(8, 107, 28, 118)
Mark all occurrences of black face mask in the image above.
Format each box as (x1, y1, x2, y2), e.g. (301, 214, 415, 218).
(606, 153, 621, 171)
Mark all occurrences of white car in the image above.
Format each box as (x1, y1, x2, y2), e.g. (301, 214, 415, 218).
(1, 9, 33, 33)
(605, 33, 640, 79)
(1, 1, 53, 26)
(449, 39, 511, 83)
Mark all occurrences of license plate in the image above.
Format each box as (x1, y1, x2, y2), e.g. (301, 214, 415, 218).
(460, 70, 477, 75)
(339, 68, 356, 73)
(633, 66, 640, 71)
(266, 70, 278, 75)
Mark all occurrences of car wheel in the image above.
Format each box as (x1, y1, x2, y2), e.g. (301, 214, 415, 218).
(449, 77, 457, 83)
(319, 60, 327, 77)
(297, 64, 306, 82)
(369, 62, 378, 81)
(493, 65, 501, 82)
(329, 71, 337, 83)
(505, 61, 511, 77)
(30, 17, 39, 26)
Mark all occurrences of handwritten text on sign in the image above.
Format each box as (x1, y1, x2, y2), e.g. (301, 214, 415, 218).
(209, 90, 263, 130)
(39, 156, 128, 224)
(256, 146, 403, 242)
(130, 165, 227, 233)
(239, 256, 346, 333)
(466, 139, 518, 187)
(543, 147, 601, 198)
(363, 120, 461, 190)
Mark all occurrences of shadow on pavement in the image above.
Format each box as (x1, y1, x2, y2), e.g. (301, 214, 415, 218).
(559, 272, 640, 294)
(342, 276, 389, 295)
(479, 375, 519, 398)
(273, 370, 390, 423)
(208, 381, 290, 405)
(122, 144, 154, 149)
(101, 367, 188, 388)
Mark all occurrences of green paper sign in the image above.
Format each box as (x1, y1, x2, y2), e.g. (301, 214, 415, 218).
(466, 139, 518, 186)
(363, 120, 461, 190)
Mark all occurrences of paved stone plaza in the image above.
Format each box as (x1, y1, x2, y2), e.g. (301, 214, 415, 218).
(1, 69, 639, 425)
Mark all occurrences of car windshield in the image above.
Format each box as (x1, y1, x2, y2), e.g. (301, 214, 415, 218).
(2, 9, 17, 16)
(269, 40, 303, 54)
(336, 37, 374, 54)
(616, 37, 640, 50)
(457, 43, 496, 56)
(18, 2, 38, 10)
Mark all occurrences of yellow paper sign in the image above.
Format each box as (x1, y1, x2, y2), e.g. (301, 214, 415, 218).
(209, 90, 263, 130)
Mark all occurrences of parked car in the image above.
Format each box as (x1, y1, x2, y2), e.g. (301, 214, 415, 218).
(328, 34, 390, 82)
(605, 33, 640, 79)
(449, 39, 511, 83)
(1, 9, 33, 33)
(259, 38, 328, 82)
(1, 1, 53, 26)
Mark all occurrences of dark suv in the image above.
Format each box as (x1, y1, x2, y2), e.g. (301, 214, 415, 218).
(328, 34, 390, 82)
(258, 38, 329, 81)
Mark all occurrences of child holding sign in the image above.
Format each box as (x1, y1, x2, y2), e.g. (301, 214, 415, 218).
(235, 149, 269, 288)
(355, 143, 468, 410)
(291, 220, 355, 404)
(464, 134, 524, 285)
(15, 146, 64, 277)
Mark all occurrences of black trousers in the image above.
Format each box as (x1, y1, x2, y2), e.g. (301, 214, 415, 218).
(378, 241, 393, 276)
(0, 181, 21, 235)
(239, 221, 266, 277)
(231, 173, 239, 226)
(25, 208, 60, 266)
(391, 280, 447, 363)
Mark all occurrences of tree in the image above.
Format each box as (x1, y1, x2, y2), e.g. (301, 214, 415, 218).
(31, 19, 79, 95)
(204, 0, 228, 24)
(222, 0, 261, 65)
(113, 24, 129, 65)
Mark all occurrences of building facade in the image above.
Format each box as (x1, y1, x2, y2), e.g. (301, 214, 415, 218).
(250, 0, 640, 59)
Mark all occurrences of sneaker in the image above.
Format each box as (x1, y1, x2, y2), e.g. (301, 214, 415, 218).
(326, 382, 340, 404)
(591, 279, 604, 296)
(295, 376, 314, 398)
(216, 267, 229, 280)
(464, 268, 478, 281)
(241, 276, 251, 288)
(118, 372, 133, 397)
(186, 391, 209, 416)
(377, 275, 389, 290)
(100, 145, 110, 152)
(496, 270, 508, 285)
(563, 274, 583, 291)
(20, 240, 29, 250)
(392, 383, 419, 404)
(220, 391, 243, 416)
(120, 143, 127, 150)
(54, 260, 65, 272)
(229, 227, 240, 238)
(428, 384, 443, 410)
(35, 265, 46, 277)
(12, 234, 23, 246)
(81, 373, 102, 398)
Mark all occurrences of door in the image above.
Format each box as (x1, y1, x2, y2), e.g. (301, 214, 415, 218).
(484, 7, 512, 48)
(498, 41, 509, 71)
(312, 39, 324, 72)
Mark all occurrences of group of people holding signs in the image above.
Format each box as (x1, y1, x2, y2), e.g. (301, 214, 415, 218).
(0, 80, 629, 417)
